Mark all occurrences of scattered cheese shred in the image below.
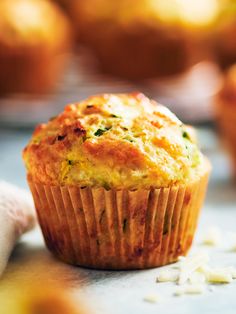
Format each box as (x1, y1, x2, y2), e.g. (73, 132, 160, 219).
(207, 269, 232, 284)
(143, 294, 161, 303)
(178, 256, 186, 262)
(174, 287, 185, 296)
(156, 269, 179, 282)
(178, 252, 209, 285)
(202, 226, 222, 246)
(189, 271, 206, 284)
(184, 284, 206, 294)
(174, 284, 205, 296)
(197, 264, 210, 276)
(231, 233, 236, 252)
(152, 226, 236, 301)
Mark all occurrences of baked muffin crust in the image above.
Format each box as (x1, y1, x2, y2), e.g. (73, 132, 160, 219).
(23, 93, 205, 189)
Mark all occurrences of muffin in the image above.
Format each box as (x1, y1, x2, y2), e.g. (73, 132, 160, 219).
(211, 0, 236, 69)
(23, 93, 210, 269)
(0, 0, 72, 95)
(51, 0, 71, 11)
(69, 0, 219, 80)
(215, 65, 236, 174)
(0, 277, 86, 314)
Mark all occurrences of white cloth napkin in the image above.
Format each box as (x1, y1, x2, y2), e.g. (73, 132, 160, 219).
(0, 181, 36, 277)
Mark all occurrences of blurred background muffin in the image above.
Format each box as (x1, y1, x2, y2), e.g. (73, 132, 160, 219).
(51, 0, 70, 11)
(0, 0, 72, 95)
(0, 0, 234, 128)
(211, 0, 236, 70)
(0, 270, 88, 314)
(65, 0, 220, 80)
(215, 64, 236, 175)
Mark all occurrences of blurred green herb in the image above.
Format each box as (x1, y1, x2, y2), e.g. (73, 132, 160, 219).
(124, 137, 134, 143)
(182, 131, 190, 140)
(94, 127, 111, 136)
(110, 114, 122, 118)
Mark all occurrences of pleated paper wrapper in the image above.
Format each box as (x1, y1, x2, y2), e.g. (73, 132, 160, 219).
(28, 168, 210, 270)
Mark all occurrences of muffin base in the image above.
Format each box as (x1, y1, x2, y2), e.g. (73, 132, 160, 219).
(28, 167, 210, 270)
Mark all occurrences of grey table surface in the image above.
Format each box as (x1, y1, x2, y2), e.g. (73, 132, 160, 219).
(0, 126, 236, 314)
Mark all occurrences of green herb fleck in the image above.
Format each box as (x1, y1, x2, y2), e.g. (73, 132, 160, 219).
(94, 127, 111, 136)
(110, 114, 122, 118)
(124, 137, 134, 143)
(94, 129, 105, 136)
(103, 182, 110, 190)
(182, 131, 190, 140)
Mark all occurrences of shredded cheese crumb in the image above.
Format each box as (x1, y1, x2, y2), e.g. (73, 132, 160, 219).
(189, 271, 206, 284)
(207, 268, 232, 284)
(154, 230, 236, 300)
(184, 284, 205, 294)
(230, 234, 236, 252)
(174, 287, 185, 296)
(143, 294, 161, 303)
(156, 269, 179, 282)
(177, 256, 186, 262)
(202, 226, 222, 246)
(197, 264, 210, 275)
(178, 252, 209, 285)
(174, 284, 205, 296)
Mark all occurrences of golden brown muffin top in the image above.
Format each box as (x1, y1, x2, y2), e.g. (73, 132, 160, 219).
(23, 93, 206, 189)
(0, 0, 70, 47)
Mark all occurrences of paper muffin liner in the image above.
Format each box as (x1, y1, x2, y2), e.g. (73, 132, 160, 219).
(28, 167, 210, 270)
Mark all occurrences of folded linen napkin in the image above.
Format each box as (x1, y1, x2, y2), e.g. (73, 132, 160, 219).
(0, 181, 36, 277)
